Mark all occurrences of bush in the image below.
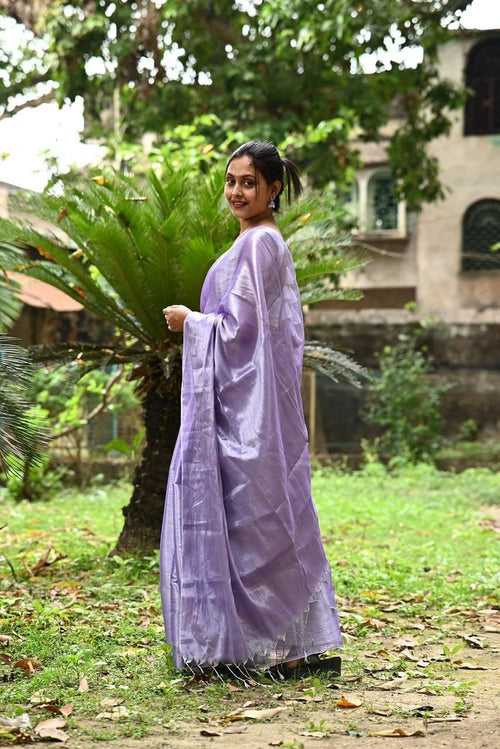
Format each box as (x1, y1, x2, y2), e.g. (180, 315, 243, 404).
(362, 326, 450, 465)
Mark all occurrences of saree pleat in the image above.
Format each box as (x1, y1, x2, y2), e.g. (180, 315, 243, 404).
(160, 225, 342, 669)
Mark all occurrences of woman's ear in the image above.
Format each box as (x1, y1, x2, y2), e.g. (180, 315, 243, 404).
(271, 179, 282, 198)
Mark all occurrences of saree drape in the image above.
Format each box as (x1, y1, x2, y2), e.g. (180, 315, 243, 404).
(160, 225, 342, 670)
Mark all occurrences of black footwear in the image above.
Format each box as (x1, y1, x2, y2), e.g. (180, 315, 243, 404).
(265, 654, 342, 681)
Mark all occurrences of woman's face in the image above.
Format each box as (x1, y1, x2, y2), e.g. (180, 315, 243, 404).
(224, 155, 280, 220)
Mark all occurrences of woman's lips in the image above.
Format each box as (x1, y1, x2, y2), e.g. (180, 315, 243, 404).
(231, 201, 247, 207)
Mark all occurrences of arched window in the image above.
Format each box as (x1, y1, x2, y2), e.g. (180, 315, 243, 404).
(367, 171, 398, 231)
(462, 199, 500, 271)
(464, 38, 500, 136)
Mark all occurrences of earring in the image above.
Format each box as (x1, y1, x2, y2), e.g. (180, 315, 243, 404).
(268, 195, 276, 209)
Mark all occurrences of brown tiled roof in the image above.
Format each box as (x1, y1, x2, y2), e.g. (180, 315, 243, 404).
(6, 271, 83, 312)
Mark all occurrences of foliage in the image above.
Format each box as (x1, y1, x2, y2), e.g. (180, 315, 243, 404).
(458, 418, 479, 442)
(0, 1, 473, 208)
(0, 247, 46, 481)
(0, 336, 46, 480)
(4, 452, 69, 502)
(436, 439, 500, 470)
(6, 363, 143, 498)
(115, 113, 247, 178)
(32, 363, 138, 440)
(0, 166, 369, 387)
(0, 275, 21, 333)
(362, 324, 451, 464)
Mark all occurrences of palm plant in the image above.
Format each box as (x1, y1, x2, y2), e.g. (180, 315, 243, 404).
(0, 254, 44, 480)
(0, 167, 370, 553)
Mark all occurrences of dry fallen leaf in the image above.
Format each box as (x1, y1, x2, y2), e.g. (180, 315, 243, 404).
(200, 728, 222, 737)
(14, 657, 42, 674)
(462, 634, 485, 649)
(364, 618, 387, 630)
(300, 730, 328, 738)
(225, 706, 286, 722)
(377, 678, 408, 691)
(95, 705, 129, 721)
(400, 648, 419, 661)
(455, 661, 491, 670)
(78, 676, 89, 692)
(368, 707, 392, 717)
(0, 635, 12, 646)
(222, 725, 248, 734)
(100, 697, 123, 707)
(34, 717, 68, 742)
(393, 637, 418, 649)
(44, 703, 74, 717)
(336, 694, 363, 709)
(369, 727, 425, 738)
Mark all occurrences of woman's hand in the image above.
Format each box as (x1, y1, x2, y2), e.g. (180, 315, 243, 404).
(163, 304, 191, 333)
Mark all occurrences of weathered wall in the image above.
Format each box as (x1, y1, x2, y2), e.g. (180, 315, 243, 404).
(305, 312, 500, 447)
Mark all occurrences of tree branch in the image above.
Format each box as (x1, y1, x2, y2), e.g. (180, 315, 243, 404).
(50, 366, 124, 441)
(0, 90, 56, 120)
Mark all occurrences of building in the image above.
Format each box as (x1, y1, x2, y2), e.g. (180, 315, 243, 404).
(303, 29, 500, 456)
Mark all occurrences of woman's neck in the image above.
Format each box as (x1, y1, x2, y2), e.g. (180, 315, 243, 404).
(239, 212, 277, 235)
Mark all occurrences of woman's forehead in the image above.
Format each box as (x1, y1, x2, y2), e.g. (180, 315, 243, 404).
(227, 156, 259, 177)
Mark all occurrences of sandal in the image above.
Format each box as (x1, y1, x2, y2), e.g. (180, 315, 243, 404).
(265, 653, 342, 681)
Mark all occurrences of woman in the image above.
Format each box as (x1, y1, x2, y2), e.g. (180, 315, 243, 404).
(160, 141, 342, 680)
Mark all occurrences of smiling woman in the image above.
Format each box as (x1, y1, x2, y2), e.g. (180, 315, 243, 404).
(160, 141, 343, 681)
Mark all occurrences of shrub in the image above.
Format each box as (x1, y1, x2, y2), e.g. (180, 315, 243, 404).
(363, 326, 450, 465)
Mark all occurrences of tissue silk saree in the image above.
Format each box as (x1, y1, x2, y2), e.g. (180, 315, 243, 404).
(159, 225, 342, 671)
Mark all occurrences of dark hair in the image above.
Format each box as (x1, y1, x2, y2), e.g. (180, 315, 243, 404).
(225, 140, 302, 212)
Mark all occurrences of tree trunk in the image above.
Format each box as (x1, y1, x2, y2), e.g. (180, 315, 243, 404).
(113, 351, 182, 555)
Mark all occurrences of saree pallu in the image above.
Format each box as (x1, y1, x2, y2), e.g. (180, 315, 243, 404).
(160, 225, 342, 670)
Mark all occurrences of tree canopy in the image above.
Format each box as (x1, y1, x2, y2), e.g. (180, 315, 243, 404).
(0, 1, 473, 207)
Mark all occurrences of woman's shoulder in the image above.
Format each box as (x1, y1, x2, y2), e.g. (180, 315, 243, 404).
(235, 224, 286, 256)
(237, 224, 284, 242)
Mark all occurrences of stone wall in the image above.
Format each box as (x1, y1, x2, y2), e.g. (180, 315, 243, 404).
(304, 312, 500, 449)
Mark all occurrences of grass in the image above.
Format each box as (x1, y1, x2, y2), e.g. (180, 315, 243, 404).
(1, 462, 499, 743)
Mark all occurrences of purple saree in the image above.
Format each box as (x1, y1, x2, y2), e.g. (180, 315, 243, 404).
(159, 225, 342, 671)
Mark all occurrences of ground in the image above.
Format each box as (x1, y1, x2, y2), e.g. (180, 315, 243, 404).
(0, 462, 499, 748)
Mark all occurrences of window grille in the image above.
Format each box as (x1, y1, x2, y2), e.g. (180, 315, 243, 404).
(462, 199, 500, 271)
(367, 172, 398, 230)
(465, 38, 500, 136)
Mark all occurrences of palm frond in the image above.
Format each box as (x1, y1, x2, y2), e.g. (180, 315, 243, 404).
(0, 275, 21, 331)
(0, 244, 23, 331)
(0, 336, 47, 478)
(303, 340, 372, 388)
